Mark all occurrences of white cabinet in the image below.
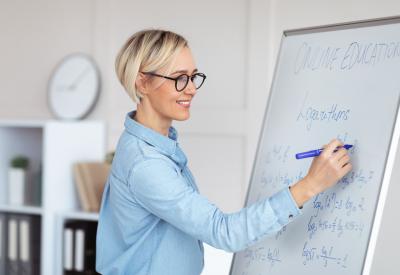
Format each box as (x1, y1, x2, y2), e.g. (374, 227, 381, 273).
(0, 120, 105, 275)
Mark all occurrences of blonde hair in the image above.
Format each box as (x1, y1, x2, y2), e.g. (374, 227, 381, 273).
(115, 29, 188, 103)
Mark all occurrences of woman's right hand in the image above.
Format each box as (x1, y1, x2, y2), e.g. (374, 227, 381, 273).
(290, 139, 353, 207)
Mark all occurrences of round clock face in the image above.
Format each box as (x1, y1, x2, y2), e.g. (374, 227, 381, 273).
(48, 53, 100, 120)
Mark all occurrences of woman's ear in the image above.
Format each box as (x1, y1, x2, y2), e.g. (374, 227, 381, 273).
(136, 72, 149, 95)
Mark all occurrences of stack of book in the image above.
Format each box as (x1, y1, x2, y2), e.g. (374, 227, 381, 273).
(0, 213, 41, 275)
(73, 162, 110, 212)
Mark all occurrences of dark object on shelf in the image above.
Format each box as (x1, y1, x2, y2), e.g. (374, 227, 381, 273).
(105, 151, 115, 165)
(10, 156, 30, 169)
(2, 213, 41, 275)
(63, 220, 100, 275)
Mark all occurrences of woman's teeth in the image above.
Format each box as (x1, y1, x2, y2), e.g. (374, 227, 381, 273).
(177, 100, 190, 106)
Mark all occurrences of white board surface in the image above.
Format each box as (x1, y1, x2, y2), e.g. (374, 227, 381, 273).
(230, 17, 400, 275)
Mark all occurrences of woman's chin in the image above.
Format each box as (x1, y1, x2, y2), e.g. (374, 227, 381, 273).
(174, 112, 190, 121)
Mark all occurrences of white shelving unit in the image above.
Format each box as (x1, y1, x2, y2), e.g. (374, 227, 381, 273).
(0, 120, 106, 275)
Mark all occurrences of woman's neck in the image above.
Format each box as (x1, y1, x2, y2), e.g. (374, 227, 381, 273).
(134, 104, 171, 137)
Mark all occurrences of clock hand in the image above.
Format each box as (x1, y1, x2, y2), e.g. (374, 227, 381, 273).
(67, 66, 92, 90)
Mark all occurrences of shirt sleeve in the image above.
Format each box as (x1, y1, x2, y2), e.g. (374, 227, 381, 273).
(129, 158, 302, 253)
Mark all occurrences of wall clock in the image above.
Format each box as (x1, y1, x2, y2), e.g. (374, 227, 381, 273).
(48, 53, 100, 120)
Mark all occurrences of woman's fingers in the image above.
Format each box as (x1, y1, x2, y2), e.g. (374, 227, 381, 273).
(341, 162, 353, 177)
(333, 148, 348, 161)
(323, 140, 351, 164)
(345, 162, 353, 172)
(338, 154, 351, 168)
(301, 138, 353, 200)
(321, 139, 343, 158)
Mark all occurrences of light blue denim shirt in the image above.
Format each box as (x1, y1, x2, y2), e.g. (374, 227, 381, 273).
(96, 111, 302, 275)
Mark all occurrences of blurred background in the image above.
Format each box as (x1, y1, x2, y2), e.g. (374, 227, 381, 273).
(0, 0, 400, 274)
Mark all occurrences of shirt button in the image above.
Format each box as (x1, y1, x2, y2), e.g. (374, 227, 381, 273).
(289, 214, 294, 219)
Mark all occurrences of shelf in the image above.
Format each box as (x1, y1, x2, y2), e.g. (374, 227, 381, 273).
(0, 120, 46, 128)
(0, 204, 43, 215)
(0, 120, 106, 275)
(60, 211, 99, 221)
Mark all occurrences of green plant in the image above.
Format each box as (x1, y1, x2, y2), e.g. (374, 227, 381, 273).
(10, 156, 30, 169)
(105, 151, 115, 165)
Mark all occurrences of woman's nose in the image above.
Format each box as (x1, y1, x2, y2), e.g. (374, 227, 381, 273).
(184, 80, 197, 95)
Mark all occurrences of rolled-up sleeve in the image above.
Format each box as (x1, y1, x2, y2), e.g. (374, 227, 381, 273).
(129, 158, 302, 253)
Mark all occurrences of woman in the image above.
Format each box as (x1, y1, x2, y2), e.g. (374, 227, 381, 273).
(96, 29, 352, 275)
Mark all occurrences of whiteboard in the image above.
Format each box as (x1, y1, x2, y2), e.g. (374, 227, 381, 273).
(230, 17, 400, 275)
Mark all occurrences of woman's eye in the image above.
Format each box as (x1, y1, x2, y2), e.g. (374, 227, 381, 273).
(177, 75, 187, 83)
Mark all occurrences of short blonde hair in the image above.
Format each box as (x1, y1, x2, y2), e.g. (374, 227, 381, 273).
(115, 29, 188, 103)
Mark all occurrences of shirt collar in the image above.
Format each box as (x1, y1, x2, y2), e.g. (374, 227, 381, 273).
(124, 111, 187, 167)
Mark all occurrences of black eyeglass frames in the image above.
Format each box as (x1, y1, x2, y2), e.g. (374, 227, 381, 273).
(142, 72, 206, 92)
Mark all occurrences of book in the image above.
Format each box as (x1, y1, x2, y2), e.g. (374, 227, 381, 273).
(7, 215, 19, 275)
(73, 162, 110, 212)
(19, 215, 41, 275)
(74, 228, 85, 272)
(63, 221, 74, 274)
(0, 213, 7, 275)
(82, 222, 98, 274)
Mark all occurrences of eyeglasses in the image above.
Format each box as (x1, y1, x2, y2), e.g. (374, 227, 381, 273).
(142, 71, 206, 92)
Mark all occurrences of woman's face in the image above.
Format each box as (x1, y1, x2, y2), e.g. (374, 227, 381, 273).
(143, 47, 198, 123)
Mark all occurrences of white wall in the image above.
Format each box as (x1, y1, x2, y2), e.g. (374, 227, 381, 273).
(0, 0, 97, 119)
(0, 0, 399, 274)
